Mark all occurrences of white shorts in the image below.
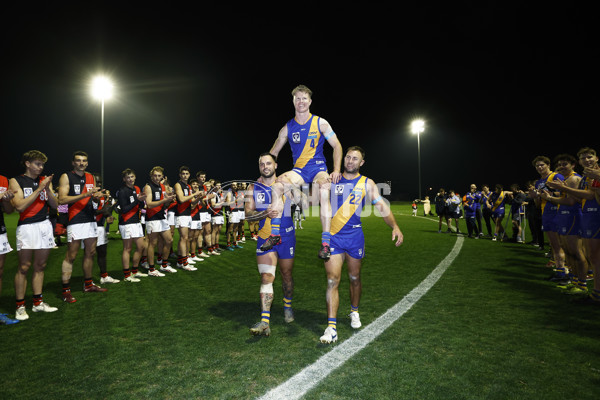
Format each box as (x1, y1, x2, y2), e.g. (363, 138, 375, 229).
(119, 223, 144, 239)
(191, 220, 202, 230)
(146, 219, 169, 234)
(67, 221, 98, 243)
(96, 225, 109, 246)
(16, 220, 55, 250)
(212, 215, 224, 225)
(230, 211, 241, 224)
(238, 210, 245, 220)
(0, 232, 13, 254)
(176, 216, 192, 229)
(200, 212, 211, 223)
(167, 211, 176, 226)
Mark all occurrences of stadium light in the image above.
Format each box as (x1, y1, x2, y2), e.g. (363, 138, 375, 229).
(411, 119, 425, 200)
(91, 76, 114, 184)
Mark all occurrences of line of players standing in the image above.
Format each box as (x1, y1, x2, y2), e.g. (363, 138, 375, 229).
(0, 149, 262, 325)
(425, 147, 600, 304)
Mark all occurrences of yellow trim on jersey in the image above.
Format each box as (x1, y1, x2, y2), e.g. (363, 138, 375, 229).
(540, 172, 557, 214)
(491, 191, 505, 212)
(294, 115, 321, 169)
(330, 176, 368, 236)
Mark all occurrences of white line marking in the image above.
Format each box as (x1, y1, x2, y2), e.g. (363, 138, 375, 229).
(258, 236, 464, 400)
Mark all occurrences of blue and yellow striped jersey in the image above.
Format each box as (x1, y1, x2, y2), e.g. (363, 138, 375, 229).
(253, 181, 294, 239)
(330, 174, 368, 236)
(286, 114, 326, 169)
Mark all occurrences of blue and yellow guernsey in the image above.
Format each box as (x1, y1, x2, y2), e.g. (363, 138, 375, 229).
(253, 181, 294, 240)
(330, 174, 368, 236)
(286, 114, 326, 169)
(535, 171, 564, 215)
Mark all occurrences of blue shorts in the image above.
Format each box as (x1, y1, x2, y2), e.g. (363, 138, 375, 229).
(256, 232, 296, 259)
(556, 209, 581, 236)
(492, 208, 505, 219)
(292, 160, 327, 183)
(541, 211, 558, 232)
(330, 229, 365, 259)
(581, 211, 600, 239)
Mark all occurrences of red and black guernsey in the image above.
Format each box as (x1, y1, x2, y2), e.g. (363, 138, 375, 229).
(67, 171, 96, 224)
(14, 175, 50, 226)
(191, 202, 200, 221)
(146, 181, 167, 221)
(116, 185, 143, 225)
(210, 192, 223, 216)
(95, 196, 107, 226)
(1, 175, 10, 233)
(198, 184, 208, 212)
(176, 180, 192, 216)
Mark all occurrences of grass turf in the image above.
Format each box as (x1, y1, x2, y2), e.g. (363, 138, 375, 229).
(1, 203, 599, 399)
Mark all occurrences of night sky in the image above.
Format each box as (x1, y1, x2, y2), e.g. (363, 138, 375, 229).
(1, 5, 595, 200)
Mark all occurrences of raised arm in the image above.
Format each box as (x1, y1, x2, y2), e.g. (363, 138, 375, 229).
(269, 125, 289, 158)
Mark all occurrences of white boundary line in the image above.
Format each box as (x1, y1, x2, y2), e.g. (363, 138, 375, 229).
(258, 234, 464, 400)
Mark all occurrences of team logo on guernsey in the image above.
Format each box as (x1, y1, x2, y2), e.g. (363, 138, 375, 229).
(334, 185, 345, 195)
(292, 132, 301, 143)
(256, 192, 266, 203)
(23, 187, 33, 198)
(74, 184, 81, 194)
(155, 191, 160, 200)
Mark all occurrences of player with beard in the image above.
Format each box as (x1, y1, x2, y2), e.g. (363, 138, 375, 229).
(58, 151, 107, 303)
(247, 153, 296, 336)
(320, 146, 403, 344)
(144, 166, 177, 275)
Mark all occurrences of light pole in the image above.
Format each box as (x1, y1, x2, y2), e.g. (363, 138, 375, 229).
(411, 119, 425, 200)
(91, 76, 113, 184)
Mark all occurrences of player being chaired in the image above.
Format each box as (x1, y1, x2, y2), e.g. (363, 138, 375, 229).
(261, 85, 343, 260)
(246, 153, 296, 337)
(319, 146, 403, 344)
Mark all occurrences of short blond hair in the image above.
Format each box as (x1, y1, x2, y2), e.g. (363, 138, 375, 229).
(291, 85, 312, 99)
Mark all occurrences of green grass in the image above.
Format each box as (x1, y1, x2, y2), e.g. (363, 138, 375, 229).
(1, 203, 599, 399)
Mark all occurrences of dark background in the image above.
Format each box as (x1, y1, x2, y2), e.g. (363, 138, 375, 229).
(1, 4, 595, 199)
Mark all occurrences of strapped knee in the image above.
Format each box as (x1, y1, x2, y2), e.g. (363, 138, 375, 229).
(258, 263, 276, 276)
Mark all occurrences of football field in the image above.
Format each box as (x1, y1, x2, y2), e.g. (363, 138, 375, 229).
(1, 203, 599, 399)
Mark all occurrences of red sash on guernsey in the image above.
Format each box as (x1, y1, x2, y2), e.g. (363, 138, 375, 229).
(177, 182, 192, 215)
(96, 196, 106, 224)
(122, 186, 141, 223)
(19, 175, 49, 224)
(146, 183, 166, 219)
(68, 172, 95, 222)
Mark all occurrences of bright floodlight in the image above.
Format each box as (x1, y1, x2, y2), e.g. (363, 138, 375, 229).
(411, 119, 425, 134)
(91, 76, 113, 100)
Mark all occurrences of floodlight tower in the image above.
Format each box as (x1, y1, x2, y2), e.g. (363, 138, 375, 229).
(411, 119, 425, 200)
(91, 76, 113, 184)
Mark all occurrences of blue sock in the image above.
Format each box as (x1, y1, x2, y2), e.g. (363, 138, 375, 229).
(327, 317, 337, 330)
(321, 232, 331, 245)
